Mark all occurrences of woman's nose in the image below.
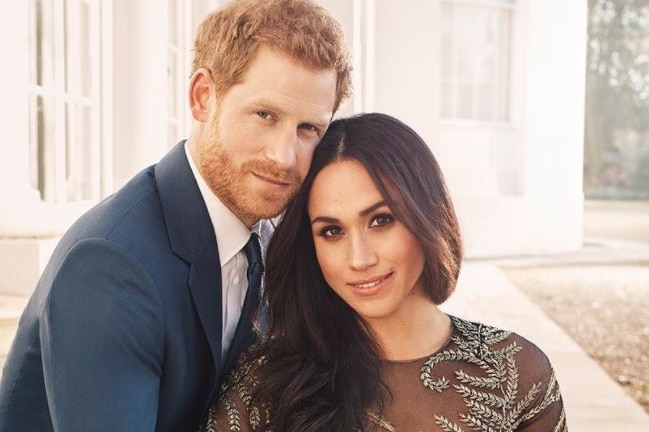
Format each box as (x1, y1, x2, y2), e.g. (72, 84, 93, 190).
(349, 234, 378, 271)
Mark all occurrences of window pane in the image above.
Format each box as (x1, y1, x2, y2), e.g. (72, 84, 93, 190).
(441, 81, 454, 117)
(28, 0, 101, 203)
(80, 1, 92, 97)
(494, 84, 509, 121)
(168, 0, 178, 44)
(30, 0, 55, 87)
(478, 83, 493, 119)
(447, 0, 514, 3)
(441, 1, 513, 121)
(457, 83, 474, 118)
(65, 103, 95, 200)
(65, 0, 93, 97)
(30, 94, 57, 200)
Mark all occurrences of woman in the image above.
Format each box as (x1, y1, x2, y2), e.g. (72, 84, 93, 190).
(200, 113, 567, 431)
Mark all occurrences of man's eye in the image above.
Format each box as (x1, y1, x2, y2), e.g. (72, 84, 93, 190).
(257, 111, 272, 119)
(299, 123, 319, 134)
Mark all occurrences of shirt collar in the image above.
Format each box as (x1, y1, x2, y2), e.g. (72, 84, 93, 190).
(185, 143, 253, 266)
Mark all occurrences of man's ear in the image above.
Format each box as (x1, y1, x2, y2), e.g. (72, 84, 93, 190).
(189, 68, 215, 122)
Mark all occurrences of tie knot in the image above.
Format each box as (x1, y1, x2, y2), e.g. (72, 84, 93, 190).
(243, 233, 263, 268)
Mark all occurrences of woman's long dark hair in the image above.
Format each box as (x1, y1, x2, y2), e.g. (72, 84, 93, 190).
(253, 113, 463, 431)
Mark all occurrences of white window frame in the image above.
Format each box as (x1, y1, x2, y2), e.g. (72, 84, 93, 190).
(441, 0, 516, 124)
(27, 0, 105, 204)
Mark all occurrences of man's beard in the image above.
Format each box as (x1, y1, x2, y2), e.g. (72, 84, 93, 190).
(198, 126, 302, 225)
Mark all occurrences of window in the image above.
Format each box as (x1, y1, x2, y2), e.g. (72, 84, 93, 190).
(441, 0, 515, 122)
(28, 0, 102, 202)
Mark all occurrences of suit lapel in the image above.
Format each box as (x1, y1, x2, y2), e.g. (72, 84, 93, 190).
(188, 242, 223, 370)
(155, 141, 223, 371)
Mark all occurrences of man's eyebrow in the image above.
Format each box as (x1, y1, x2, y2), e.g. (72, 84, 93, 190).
(252, 99, 283, 114)
(253, 99, 332, 129)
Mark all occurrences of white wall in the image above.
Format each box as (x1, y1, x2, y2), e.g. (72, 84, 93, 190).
(372, 0, 440, 147)
(0, 1, 35, 234)
(439, 0, 586, 257)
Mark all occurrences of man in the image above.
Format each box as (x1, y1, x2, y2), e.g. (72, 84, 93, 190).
(0, 0, 351, 430)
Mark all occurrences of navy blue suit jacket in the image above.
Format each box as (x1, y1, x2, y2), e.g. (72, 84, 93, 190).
(0, 142, 257, 431)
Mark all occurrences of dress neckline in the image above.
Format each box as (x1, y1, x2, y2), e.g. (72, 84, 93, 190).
(381, 315, 455, 365)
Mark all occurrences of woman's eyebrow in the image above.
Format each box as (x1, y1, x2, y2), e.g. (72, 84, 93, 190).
(310, 201, 388, 225)
(359, 200, 387, 217)
(311, 216, 339, 225)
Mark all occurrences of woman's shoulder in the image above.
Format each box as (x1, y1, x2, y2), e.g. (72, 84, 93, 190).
(432, 315, 566, 429)
(443, 315, 561, 397)
(447, 315, 553, 367)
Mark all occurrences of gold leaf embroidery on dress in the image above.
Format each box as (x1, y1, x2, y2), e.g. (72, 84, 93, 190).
(200, 317, 567, 432)
(366, 411, 396, 431)
(426, 316, 565, 432)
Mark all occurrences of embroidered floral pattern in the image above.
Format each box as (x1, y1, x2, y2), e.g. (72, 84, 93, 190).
(199, 316, 567, 432)
(424, 317, 566, 432)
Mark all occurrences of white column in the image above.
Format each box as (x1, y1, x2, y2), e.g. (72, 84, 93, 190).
(522, 0, 586, 252)
(112, 0, 169, 189)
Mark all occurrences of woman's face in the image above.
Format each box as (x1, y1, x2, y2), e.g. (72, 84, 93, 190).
(307, 159, 427, 328)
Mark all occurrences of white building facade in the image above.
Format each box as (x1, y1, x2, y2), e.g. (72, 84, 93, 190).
(0, 0, 587, 295)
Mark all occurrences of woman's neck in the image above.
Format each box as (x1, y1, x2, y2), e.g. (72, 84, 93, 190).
(367, 302, 452, 362)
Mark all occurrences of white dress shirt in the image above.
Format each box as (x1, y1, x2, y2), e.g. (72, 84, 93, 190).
(185, 144, 257, 358)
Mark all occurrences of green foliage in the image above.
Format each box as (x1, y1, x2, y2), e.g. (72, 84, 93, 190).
(585, 0, 649, 195)
(633, 147, 649, 189)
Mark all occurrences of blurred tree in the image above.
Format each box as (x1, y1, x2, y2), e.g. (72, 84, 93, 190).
(585, 0, 649, 194)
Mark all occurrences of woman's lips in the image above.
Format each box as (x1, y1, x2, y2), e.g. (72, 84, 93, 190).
(348, 272, 393, 295)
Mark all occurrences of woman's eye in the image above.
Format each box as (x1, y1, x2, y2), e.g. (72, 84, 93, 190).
(370, 214, 394, 228)
(320, 226, 343, 238)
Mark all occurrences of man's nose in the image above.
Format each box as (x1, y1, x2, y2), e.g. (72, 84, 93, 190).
(264, 126, 298, 169)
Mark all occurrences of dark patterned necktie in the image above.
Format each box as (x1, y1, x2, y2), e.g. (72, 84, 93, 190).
(221, 233, 264, 372)
(242, 233, 264, 313)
